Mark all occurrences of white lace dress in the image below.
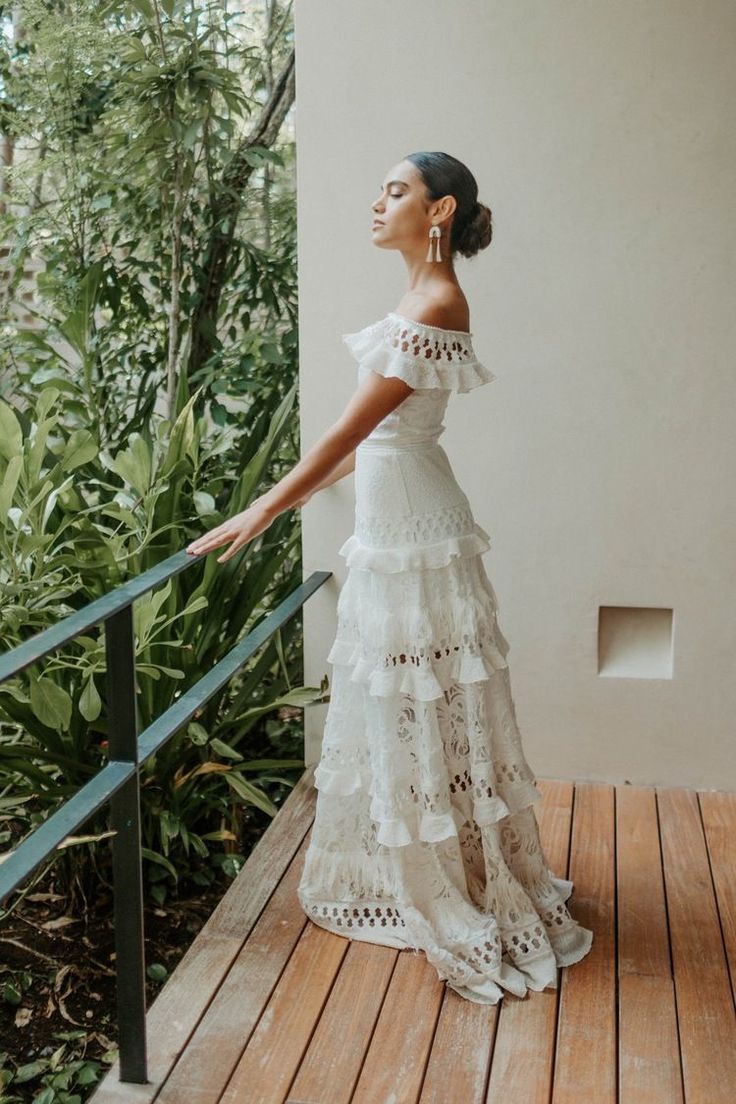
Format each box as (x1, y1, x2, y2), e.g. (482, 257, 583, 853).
(296, 311, 594, 1004)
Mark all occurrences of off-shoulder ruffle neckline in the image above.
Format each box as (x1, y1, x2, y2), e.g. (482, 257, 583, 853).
(340, 312, 496, 393)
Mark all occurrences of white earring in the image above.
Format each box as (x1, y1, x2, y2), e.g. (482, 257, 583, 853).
(426, 224, 442, 262)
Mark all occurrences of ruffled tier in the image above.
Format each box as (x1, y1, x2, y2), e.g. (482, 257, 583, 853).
(313, 649, 539, 848)
(313, 737, 540, 848)
(327, 547, 512, 702)
(337, 520, 492, 573)
(342, 318, 496, 393)
(326, 633, 510, 703)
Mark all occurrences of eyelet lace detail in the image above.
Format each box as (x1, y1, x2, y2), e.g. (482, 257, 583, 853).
(308, 902, 406, 931)
(341, 315, 496, 392)
(355, 502, 477, 547)
(386, 314, 476, 364)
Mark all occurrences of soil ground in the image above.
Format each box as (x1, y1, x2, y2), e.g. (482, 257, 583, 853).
(0, 810, 274, 1103)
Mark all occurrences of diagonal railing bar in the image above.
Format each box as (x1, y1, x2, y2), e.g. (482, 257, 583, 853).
(137, 572, 324, 761)
(0, 550, 332, 1085)
(0, 761, 135, 891)
(0, 550, 195, 684)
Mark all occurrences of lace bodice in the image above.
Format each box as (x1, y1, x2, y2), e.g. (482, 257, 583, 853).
(342, 312, 496, 447)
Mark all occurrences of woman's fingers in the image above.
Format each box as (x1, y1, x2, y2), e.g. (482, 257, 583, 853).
(187, 523, 236, 554)
(187, 504, 271, 560)
(188, 524, 251, 559)
(217, 534, 249, 563)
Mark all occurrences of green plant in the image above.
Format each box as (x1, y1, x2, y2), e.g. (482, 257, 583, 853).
(0, 371, 326, 912)
(0, 1027, 108, 1103)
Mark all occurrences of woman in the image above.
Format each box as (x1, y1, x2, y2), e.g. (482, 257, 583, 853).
(187, 151, 593, 1004)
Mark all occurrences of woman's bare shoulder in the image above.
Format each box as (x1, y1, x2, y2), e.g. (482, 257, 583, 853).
(393, 290, 470, 332)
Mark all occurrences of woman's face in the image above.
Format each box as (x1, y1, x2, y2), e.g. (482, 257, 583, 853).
(371, 160, 446, 251)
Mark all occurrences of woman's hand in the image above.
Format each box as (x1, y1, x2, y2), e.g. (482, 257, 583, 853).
(186, 500, 276, 563)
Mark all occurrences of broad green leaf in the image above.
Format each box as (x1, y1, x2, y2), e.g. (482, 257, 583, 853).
(108, 434, 151, 496)
(187, 721, 209, 745)
(0, 402, 22, 462)
(79, 676, 102, 722)
(208, 737, 242, 760)
(193, 490, 216, 516)
(35, 387, 60, 422)
(181, 594, 208, 616)
(41, 475, 74, 531)
(61, 429, 98, 472)
(133, 578, 172, 645)
(14, 1059, 47, 1083)
(29, 676, 72, 731)
(141, 847, 178, 880)
(224, 772, 278, 817)
(162, 390, 201, 475)
(0, 454, 22, 518)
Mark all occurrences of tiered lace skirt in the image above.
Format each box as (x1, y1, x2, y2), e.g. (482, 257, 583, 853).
(297, 439, 594, 1004)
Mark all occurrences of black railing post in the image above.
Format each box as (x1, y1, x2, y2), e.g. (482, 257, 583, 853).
(105, 604, 148, 1084)
(0, 553, 331, 1086)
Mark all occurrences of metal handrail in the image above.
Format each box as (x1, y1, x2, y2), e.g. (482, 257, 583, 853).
(0, 548, 331, 1083)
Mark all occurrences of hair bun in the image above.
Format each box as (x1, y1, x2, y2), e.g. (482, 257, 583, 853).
(457, 199, 493, 259)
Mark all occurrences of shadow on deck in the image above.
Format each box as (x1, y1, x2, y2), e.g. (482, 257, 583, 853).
(89, 769, 736, 1104)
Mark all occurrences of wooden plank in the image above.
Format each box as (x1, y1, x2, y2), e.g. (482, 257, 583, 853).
(699, 789, 736, 1001)
(286, 940, 398, 1104)
(616, 784, 683, 1104)
(86, 765, 736, 1104)
(89, 767, 318, 1103)
(349, 950, 446, 1104)
(218, 919, 349, 1104)
(483, 779, 575, 1104)
(658, 786, 736, 1103)
(157, 840, 313, 1103)
(419, 990, 497, 1104)
(552, 782, 616, 1104)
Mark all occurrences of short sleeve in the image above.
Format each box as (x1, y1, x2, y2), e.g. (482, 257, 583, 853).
(341, 313, 496, 393)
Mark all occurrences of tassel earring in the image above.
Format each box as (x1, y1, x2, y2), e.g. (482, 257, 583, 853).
(426, 224, 442, 262)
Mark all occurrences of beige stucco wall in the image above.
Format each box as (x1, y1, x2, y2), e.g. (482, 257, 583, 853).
(295, 0, 736, 790)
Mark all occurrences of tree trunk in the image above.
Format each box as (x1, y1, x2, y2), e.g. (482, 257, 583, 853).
(186, 46, 295, 396)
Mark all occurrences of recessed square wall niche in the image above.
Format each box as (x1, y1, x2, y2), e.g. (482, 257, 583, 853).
(597, 606, 674, 679)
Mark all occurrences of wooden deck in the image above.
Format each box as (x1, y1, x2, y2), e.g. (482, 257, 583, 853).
(90, 769, 736, 1104)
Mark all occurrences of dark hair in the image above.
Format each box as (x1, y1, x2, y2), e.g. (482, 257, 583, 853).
(404, 150, 493, 259)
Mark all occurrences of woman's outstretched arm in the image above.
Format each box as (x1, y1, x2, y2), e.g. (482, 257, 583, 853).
(186, 371, 412, 562)
(296, 448, 356, 503)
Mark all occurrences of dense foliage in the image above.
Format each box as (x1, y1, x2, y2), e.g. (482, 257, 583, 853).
(0, 0, 321, 933)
